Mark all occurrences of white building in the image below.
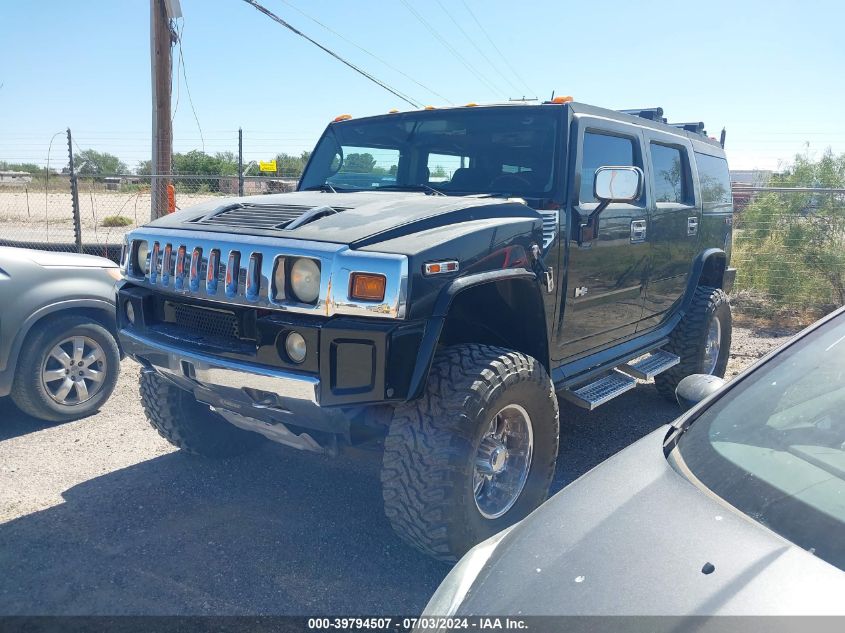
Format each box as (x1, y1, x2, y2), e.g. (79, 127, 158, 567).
(0, 171, 33, 186)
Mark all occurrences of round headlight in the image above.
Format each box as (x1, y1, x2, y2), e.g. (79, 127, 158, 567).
(285, 331, 307, 364)
(134, 241, 149, 275)
(290, 258, 320, 303)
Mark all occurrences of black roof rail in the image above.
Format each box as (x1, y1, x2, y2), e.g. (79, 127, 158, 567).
(669, 121, 707, 135)
(618, 107, 666, 123)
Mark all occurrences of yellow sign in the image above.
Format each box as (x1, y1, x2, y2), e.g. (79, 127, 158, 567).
(259, 160, 277, 173)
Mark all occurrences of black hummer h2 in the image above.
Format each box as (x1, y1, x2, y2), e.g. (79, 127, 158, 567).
(117, 100, 735, 562)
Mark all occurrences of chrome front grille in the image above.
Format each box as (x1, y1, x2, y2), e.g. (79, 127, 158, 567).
(540, 209, 559, 249)
(124, 228, 408, 319)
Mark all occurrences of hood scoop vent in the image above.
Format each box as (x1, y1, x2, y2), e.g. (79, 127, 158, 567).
(191, 202, 347, 231)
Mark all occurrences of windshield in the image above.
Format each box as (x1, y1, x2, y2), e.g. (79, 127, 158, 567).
(299, 107, 561, 197)
(676, 312, 845, 571)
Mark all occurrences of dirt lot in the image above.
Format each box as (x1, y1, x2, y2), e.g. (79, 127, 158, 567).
(0, 323, 797, 615)
(0, 190, 224, 245)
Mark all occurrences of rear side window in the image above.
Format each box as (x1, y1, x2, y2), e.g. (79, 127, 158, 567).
(650, 143, 691, 204)
(580, 132, 637, 203)
(695, 152, 732, 208)
(427, 153, 465, 183)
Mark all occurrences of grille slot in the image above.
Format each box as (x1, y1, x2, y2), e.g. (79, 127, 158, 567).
(540, 209, 559, 248)
(171, 303, 240, 340)
(192, 203, 346, 230)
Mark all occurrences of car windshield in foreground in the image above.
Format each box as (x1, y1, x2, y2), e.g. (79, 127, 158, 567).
(676, 311, 845, 571)
(298, 107, 560, 198)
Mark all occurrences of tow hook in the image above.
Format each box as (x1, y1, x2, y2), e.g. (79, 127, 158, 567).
(530, 243, 554, 294)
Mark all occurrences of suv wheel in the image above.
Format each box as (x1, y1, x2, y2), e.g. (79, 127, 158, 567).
(139, 372, 264, 457)
(655, 285, 732, 401)
(10, 314, 120, 422)
(381, 344, 559, 563)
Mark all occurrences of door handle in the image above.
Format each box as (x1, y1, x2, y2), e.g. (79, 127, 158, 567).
(687, 216, 699, 236)
(630, 219, 647, 243)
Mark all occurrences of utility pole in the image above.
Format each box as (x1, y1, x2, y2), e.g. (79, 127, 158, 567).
(238, 128, 244, 197)
(150, 0, 181, 220)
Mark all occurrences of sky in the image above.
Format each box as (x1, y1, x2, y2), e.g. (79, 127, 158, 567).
(1, 0, 843, 172)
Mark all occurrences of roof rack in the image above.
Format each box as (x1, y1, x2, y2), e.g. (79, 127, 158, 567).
(669, 121, 706, 135)
(617, 108, 710, 138)
(617, 107, 666, 123)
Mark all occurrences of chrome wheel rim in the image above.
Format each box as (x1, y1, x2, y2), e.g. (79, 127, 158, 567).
(41, 336, 107, 406)
(473, 404, 534, 520)
(703, 316, 722, 375)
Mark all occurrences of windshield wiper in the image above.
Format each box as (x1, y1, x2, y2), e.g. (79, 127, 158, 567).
(303, 183, 338, 193)
(377, 184, 446, 196)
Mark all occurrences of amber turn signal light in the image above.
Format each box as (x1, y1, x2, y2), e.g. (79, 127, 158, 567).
(350, 273, 387, 302)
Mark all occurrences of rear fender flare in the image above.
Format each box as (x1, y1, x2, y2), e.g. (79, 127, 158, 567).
(682, 248, 728, 309)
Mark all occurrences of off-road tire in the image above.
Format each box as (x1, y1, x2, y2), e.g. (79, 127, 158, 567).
(10, 314, 120, 422)
(139, 371, 264, 457)
(655, 286, 732, 401)
(381, 344, 559, 563)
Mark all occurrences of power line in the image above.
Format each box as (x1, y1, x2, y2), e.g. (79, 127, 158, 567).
(432, 0, 521, 97)
(173, 17, 205, 152)
(241, 0, 421, 108)
(399, 0, 505, 98)
(275, 0, 453, 105)
(171, 20, 182, 123)
(459, 0, 536, 98)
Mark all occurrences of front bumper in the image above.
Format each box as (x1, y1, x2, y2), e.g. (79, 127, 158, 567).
(117, 284, 426, 432)
(120, 329, 347, 432)
(122, 329, 319, 404)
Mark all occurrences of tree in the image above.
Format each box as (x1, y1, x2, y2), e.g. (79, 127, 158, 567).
(735, 148, 845, 312)
(272, 151, 312, 178)
(136, 159, 152, 175)
(172, 150, 237, 176)
(341, 153, 376, 173)
(73, 149, 127, 176)
(0, 161, 47, 176)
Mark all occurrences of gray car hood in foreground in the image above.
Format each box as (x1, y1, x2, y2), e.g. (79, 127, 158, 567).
(2, 247, 117, 269)
(433, 427, 845, 616)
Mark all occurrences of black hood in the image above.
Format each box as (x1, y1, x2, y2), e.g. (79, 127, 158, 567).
(146, 191, 539, 248)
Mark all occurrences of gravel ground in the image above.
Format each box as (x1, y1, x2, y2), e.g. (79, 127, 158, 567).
(0, 323, 798, 615)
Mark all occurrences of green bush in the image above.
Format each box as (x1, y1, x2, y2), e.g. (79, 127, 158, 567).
(733, 149, 845, 317)
(101, 215, 133, 228)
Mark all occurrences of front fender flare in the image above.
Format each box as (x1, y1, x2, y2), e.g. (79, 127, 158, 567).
(405, 269, 543, 401)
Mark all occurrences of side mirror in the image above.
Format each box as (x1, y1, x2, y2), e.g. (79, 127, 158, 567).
(578, 166, 644, 245)
(675, 374, 726, 411)
(594, 166, 643, 202)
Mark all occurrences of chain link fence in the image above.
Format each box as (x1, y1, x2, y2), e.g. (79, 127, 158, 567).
(730, 186, 845, 320)
(0, 128, 306, 258)
(0, 173, 298, 260)
(0, 129, 301, 259)
(0, 175, 76, 252)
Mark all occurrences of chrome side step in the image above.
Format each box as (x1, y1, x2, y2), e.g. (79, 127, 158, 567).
(560, 370, 637, 411)
(618, 349, 680, 380)
(559, 348, 681, 410)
